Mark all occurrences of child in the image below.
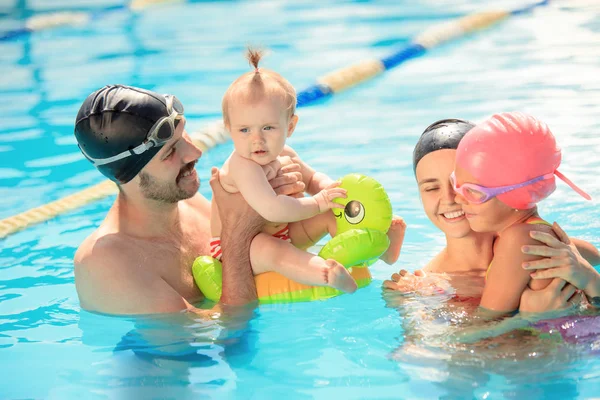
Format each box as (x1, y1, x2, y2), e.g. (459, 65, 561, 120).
(210, 49, 406, 293)
(451, 112, 592, 314)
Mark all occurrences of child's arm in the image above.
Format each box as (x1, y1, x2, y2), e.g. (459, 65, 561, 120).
(480, 224, 552, 314)
(280, 145, 335, 195)
(230, 153, 345, 223)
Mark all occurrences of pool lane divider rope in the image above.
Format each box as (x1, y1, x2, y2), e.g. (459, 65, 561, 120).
(0, 133, 223, 239)
(0, 1, 549, 239)
(0, 0, 184, 41)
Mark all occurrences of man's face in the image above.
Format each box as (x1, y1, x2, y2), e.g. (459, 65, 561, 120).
(134, 116, 203, 203)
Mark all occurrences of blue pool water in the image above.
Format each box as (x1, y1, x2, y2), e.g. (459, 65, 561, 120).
(1, 0, 600, 398)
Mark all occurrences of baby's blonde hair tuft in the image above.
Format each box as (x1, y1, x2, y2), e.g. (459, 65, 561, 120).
(222, 47, 297, 125)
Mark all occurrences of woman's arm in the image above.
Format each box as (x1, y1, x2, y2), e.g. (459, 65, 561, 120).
(572, 239, 600, 266)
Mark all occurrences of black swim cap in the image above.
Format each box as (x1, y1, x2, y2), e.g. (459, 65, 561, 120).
(412, 118, 476, 173)
(74, 85, 172, 184)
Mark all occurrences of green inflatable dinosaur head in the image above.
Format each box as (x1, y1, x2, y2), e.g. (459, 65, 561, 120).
(333, 174, 393, 234)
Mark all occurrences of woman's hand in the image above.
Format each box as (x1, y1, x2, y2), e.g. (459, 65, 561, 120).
(522, 222, 600, 299)
(519, 278, 578, 312)
(382, 269, 451, 295)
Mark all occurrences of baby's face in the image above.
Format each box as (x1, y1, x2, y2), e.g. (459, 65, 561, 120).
(227, 96, 293, 165)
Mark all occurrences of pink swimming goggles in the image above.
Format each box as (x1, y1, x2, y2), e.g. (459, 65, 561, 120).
(450, 170, 591, 204)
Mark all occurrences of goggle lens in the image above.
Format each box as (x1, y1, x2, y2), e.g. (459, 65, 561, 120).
(172, 97, 184, 114)
(463, 187, 487, 203)
(156, 119, 173, 140)
(450, 171, 488, 204)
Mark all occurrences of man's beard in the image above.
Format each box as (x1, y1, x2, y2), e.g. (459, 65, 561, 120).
(138, 162, 198, 203)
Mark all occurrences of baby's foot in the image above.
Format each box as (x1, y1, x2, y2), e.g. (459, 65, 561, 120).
(324, 259, 357, 293)
(381, 216, 407, 265)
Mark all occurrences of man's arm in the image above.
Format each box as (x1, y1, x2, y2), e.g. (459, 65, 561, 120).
(210, 167, 260, 306)
(210, 159, 311, 306)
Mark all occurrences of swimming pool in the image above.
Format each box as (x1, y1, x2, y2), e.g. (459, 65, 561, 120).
(1, 0, 600, 398)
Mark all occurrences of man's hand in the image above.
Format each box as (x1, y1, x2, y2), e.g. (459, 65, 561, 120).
(268, 157, 305, 198)
(261, 159, 282, 181)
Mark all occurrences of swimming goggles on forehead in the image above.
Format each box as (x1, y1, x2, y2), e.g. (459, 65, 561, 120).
(80, 95, 184, 166)
(449, 171, 554, 204)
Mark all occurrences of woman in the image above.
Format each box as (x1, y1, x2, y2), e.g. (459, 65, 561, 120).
(383, 118, 600, 312)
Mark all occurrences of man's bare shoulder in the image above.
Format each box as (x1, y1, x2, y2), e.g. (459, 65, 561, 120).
(74, 230, 134, 311)
(74, 230, 188, 314)
(75, 229, 132, 270)
(74, 229, 141, 290)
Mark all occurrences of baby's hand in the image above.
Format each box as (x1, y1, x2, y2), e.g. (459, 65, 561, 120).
(314, 181, 347, 212)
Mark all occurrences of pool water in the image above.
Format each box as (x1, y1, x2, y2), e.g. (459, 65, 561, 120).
(2, 0, 600, 398)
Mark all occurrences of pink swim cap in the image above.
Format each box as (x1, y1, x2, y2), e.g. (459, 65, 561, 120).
(455, 112, 591, 209)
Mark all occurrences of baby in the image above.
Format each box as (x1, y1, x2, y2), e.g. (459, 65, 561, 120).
(210, 49, 406, 293)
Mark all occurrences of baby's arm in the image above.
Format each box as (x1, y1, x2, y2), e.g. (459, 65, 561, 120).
(230, 153, 345, 223)
(280, 145, 335, 195)
(480, 224, 553, 314)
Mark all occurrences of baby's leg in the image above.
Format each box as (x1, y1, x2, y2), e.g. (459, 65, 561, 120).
(250, 234, 357, 293)
(288, 211, 337, 250)
(380, 216, 407, 265)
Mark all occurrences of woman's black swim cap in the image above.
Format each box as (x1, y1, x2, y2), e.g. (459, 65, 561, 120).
(412, 118, 476, 173)
(74, 85, 172, 184)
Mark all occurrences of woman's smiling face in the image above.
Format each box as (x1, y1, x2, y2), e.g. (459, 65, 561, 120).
(415, 149, 473, 238)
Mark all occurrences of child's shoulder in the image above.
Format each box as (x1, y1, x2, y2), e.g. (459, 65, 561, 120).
(228, 151, 255, 168)
(497, 216, 555, 248)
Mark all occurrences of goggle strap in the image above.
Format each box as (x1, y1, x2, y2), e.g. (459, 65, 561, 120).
(78, 142, 151, 166)
(77, 94, 182, 167)
(555, 170, 592, 200)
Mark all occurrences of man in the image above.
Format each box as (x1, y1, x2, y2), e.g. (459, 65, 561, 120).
(73, 84, 304, 314)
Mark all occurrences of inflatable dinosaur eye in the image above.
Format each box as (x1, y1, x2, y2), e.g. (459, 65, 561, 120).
(344, 200, 365, 225)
